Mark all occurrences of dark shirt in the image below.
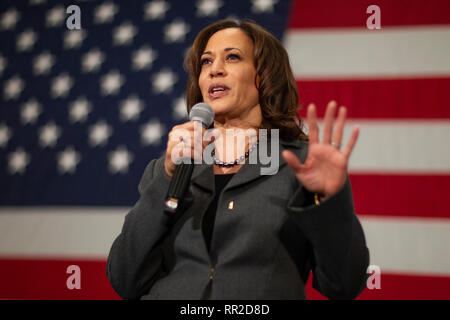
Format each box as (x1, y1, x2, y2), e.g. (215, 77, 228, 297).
(202, 173, 235, 252)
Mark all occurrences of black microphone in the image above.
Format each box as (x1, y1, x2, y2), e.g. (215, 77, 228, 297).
(164, 103, 215, 214)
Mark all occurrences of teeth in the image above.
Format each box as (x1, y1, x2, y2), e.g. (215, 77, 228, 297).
(212, 87, 224, 93)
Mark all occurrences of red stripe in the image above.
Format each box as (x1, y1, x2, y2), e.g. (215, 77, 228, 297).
(289, 0, 450, 29)
(0, 258, 448, 300)
(296, 78, 450, 119)
(0, 258, 121, 300)
(305, 271, 450, 300)
(349, 174, 450, 218)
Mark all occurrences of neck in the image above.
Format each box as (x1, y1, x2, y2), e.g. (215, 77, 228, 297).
(213, 128, 258, 164)
(211, 105, 261, 165)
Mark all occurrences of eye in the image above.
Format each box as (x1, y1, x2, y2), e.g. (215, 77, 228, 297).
(227, 53, 240, 61)
(200, 58, 211, 66)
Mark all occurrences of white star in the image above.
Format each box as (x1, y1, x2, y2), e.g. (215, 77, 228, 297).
(144, 0, 170, 20)
(16, 29, 38, 52)
(29, 0, 47, 5)
(225, 15, 239, 21)
(94, 1, 119, 24)
(46, 5, 66, 27)
(100, 70, 125, 95)
(140, 120, 165, 146)
(113, 22, 137, 46)
(172, 96, 188, 120)
(89, 120, 112, 147)
(132, 46, 157, 70)
(51, 73, 73, 98)
(3, 75, 25, 100)
(7, 148, 30, 175)
(152, 69, 177, 94)
(57, 146, 81, 174)
(81, 48, 105, 73)
(119, 95, 144, 122)
(251, 0, 278, 13)
(196, 0, 223, 17)
(0, 8, 20, 31)
(0, 123, 12, 148)
(38, 122, 61, 148)
(164, 19, 190, 43)
(69, 96, 92, 123)
(63, 29, 86, 49)
(33, 51, 55, 75)
(0, 54, 7, 76)
(21, 98, 42, 125)
(108, 146, 134, 174)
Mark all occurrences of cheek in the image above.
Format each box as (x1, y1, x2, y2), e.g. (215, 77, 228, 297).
(198, 76, 208, 99)
(240, 68, 257, 90)
(198, 75, 205, 93)
(241, 72, 258, 98)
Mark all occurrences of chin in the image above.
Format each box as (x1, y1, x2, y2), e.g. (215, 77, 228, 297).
(208, 100, 232, 114)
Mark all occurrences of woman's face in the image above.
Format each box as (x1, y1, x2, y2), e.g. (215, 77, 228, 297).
(198, 28, 261, 126)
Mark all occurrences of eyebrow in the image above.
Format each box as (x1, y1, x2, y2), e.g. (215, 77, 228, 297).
(201, 47, 244, 56)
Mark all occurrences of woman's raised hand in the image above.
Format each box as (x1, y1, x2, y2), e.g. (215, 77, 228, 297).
(282, 101, 359, 200)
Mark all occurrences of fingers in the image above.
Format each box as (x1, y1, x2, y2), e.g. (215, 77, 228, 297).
(167, 121, 219, 163)
(192, 121, 205, 160)
(342, 125, 360, 159)
(202, 129, 218, 149)
(165, 121, 215, 177)
(307, 103, 319, 144)
(322, 100, 337, 144)
(332, 106, 347, 148)
(169, 122, 204, 148)
(309, 101, 348, 150)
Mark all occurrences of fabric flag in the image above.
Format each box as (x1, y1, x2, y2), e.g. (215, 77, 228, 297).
(0, 0, 449, 299)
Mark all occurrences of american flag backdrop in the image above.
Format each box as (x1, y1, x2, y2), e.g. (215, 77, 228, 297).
(0, 0, 449, 300)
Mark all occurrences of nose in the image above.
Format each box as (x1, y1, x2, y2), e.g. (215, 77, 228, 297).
(209, 59, 226, 78)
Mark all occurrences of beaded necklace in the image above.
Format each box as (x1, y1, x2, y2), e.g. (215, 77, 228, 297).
(212, 141, 258, 167)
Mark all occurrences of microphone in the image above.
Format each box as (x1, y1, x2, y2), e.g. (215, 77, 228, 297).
(164, 103, 215, 214)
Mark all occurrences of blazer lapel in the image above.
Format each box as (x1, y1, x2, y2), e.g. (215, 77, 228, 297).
(225, 137, 304, 191)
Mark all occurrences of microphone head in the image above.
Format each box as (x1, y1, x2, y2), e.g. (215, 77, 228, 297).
(189, 103, 215, 128)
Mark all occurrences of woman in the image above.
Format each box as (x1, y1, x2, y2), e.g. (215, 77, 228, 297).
(106, 19, 369, 300)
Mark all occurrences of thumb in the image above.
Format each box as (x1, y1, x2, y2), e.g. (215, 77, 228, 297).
(282, 150, 304, 173)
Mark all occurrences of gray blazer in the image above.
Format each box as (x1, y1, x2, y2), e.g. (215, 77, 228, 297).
(106, 138, 370, 300)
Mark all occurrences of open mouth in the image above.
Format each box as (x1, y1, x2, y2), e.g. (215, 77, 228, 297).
(208, 84, 230, 99)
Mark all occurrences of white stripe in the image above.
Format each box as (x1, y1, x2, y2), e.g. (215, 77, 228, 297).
(0, 207, 128, 258)
(284, 25, 450, 79)
(312, 120, 450, 172)
(0, 208, 449, 276)
(360, 215, 450, 276)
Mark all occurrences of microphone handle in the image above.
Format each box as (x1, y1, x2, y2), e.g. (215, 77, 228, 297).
(163, 119, 209, 215)
(164, 161, 194, 214)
